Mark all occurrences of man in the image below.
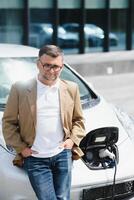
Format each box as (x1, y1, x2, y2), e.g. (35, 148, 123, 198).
(2, 45, 85, 200)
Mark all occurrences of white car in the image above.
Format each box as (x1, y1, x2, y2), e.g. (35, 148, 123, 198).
(0, 44, 134, 200)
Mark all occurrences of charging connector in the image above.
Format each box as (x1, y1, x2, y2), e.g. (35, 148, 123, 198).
(99, 148, 115, 160)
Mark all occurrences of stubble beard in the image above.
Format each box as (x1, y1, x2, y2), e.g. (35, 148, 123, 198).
(42, 74, 57, 81)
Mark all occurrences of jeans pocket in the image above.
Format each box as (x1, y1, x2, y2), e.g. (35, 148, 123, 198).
(63, 148, 72, 159)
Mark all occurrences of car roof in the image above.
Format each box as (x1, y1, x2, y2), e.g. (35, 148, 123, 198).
(0, 44, 39, 58)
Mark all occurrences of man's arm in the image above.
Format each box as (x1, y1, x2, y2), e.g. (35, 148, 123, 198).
(2, 84, 27, 154)
(70, 85, 86, 146)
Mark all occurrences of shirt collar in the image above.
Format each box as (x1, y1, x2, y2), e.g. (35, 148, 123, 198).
(37, 77, 60, 90)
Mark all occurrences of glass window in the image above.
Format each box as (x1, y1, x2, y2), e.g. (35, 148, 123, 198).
(110, 9, 127, 51)
(30, 0, 80, 52)
(0, 58, 37, 84)
(61, 64, 99, 109)
(61, 65, 90, 100)
(110, 0, 128, 9)
(0, 1, 24, 44)
(29, 0, 53, 9)
(132, 2, 134, 49)
(29, 0, 54, 48)
(85, 9, 105, 53)
(58, 0, 81, 9)
(0, 57, 37, 105)
(85, 0, 106, 9)
(59, 9, 80, 54)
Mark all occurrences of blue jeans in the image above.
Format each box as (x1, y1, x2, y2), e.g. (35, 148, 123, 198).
(23, 149, 72, 200)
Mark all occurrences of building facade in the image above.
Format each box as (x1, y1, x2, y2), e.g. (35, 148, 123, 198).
(0, 0, 134, 54)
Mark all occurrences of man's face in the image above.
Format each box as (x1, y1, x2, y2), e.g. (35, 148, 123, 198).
(37, 54, 63, 82)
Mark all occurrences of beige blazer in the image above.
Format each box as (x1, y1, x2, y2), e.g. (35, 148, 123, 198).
(2, 78, 85, 167)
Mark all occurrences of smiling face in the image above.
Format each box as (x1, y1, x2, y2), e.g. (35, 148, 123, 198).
(37, 54, 63, 86)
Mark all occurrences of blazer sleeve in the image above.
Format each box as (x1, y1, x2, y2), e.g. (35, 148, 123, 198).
(70, 84, 86, 146)
(2, 84, 27, 153)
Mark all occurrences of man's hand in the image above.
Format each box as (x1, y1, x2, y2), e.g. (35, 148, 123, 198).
(60, 138, 74, 149)
(21, 147, 38, 158)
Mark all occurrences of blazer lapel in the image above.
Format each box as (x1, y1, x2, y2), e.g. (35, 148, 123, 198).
(27, 79, 37, 129)
(59, 80, 67, 125)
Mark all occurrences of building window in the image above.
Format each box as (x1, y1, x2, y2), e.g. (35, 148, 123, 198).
(110, 9, 127, 51)
(0, 1, 24, 44)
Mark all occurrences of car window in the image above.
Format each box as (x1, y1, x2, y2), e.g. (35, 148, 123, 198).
(61, 66, 89, 97)
(0, 57, 37, 107)
(0, 57, 99, 110)
(61, 64, 99, 109)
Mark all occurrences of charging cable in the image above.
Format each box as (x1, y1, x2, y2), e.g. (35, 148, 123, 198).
(111, 159, 117, 200)
(99, 148, 117, 200)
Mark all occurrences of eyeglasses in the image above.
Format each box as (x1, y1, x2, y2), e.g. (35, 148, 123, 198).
(39, 59, 63, 72)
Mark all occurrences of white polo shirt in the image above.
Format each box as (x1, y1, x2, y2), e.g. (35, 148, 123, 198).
(31, 79, 64, 158)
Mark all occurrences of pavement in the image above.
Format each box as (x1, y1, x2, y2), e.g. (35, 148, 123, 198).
(85, 73, 134, 118)
(65, 50, 134, 77)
